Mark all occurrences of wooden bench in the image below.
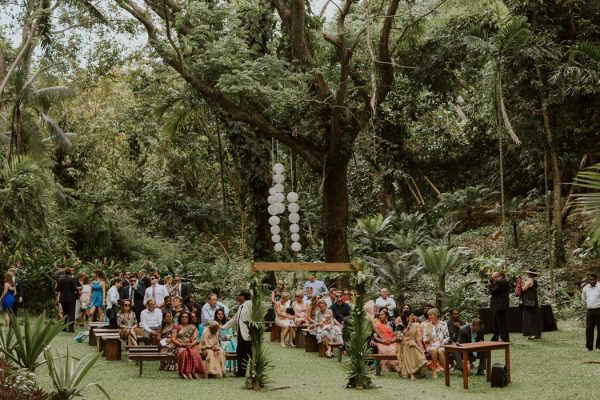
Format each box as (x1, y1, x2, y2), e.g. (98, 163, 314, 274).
(88, 323, 109, 347)
(368, 353, 397, 376)
(319, 341, 343, 361)
(303, 329, 319, 353)
(95, 331, 121, 361)
(128, 350, 238, 377)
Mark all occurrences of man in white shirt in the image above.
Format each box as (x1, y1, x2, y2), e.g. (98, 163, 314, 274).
(143, 274, 169, 308)
(201, 293, 229, 325)
(140, 299, 163, 343)
(303, 273, 328, 296)
(106, 278, 122, 328)
(375, 288, 396, 317)
(223, 289, 252, 379)
(582, 272, 600, 351)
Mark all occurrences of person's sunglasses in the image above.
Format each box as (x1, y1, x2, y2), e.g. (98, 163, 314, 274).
(123, 304, 131, 307)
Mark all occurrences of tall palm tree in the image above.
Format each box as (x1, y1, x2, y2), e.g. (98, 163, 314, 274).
(416, 246, 462, 310)
(356, 214, 394, 253)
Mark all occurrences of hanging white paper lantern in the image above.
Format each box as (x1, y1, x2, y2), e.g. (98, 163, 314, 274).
(291, 233, 300, 242)
(288, 203, 299, 213)
(274, 183, 284, 193)
(287, 192, 298, 203)
(270, 225, 280, 235)
(275, 203, 286, 214)
(267, 205, 279, 216)
(267, 195, 278, 205)
(268, 216, 280, 226)
(274, 243, 283, 252)
(268, 187, 276, 195)
(273, 163, 285, 174)
(274, 192, 285, 203)
(291, 242, 302, 252)
(273, 173, 285, 184)
(271, 234, 281, 243)
(289, 223, 299, 233)
(288, 212, 300, 224)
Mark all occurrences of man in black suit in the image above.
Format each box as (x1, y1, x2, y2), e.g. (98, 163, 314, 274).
(122, 276, 146, 322)
(138, 269, 151, 290)
(455, 318, 486, 376)
(487, 271, 510, 342)
(172, 276, 189, 300)
(55, 268, 78, 332)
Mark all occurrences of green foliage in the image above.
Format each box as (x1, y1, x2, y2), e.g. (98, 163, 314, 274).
(573, 164, 600, 245)
(355, 214, 394, 253)
(0, 313, 66, 371)
(44, 348, 109, 400)
(416, 246, 463, 309)
(246, 275, 271, 390)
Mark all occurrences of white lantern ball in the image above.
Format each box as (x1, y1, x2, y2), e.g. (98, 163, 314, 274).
(288, 202, 299, 213)
(274, 192, 285, 203)
(289, 212, 300, 224)
(274, 183, 284, 193)
(268, 205, 279, 215)
(287, 192, 298, 203)
(291, 242, 302, 252)
(291, 233, 300, 242)
(273, 173, 285, 184)
(270, 225, 280, 235)
(268, 216, 280, 226)
(273, 163, 285, 174)
(269, 187, 276, 195)
(289, 223, 300, 233)
(274, 243, 283, 252)
(272, 234, 281, 243)
(267, 195, 278, 205)
(276, 203, 286, 214)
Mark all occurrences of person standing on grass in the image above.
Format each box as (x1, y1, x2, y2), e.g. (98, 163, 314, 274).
(55, 268, 78, 332)
(222, 289, 252, 379)
(487, 271, 509, 342)
(582, 272, 600, 351)
(303, 273, 328, 296)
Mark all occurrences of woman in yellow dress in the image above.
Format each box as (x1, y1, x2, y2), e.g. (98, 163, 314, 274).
(200, 321, 226, 378)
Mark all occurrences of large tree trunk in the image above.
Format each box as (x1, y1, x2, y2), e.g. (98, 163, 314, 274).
(321, 157, 350, 263)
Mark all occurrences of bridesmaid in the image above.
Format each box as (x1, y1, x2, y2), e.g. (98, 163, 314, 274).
(88, 270, 106, 322)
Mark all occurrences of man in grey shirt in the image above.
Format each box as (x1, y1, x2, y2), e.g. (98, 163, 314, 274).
(303, 273, 328, 296)
(582, 272, 600, 351)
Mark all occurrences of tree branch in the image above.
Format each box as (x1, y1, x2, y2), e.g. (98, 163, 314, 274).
(374, 0, 400, 107)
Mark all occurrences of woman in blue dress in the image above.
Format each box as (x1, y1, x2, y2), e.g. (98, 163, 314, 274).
(215, 308, 237, 370)
(1, 273, 17, 327)
(88, 270, 106, 322)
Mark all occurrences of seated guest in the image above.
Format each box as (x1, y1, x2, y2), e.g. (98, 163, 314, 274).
(140, 299, 162, 344)
(422, 308, 449, 379)
(268, 280, 285, 322)
(395, 304, 412, 327)
(185, 293, 201, 316)
(446, 307, 465, 344)
(201, 321, 227, 378)
(303, 286, 314, 304)
(215, 309, 236, 370)
(455, 318, 486, 376)
(292, 290, 308, 327)
(306, 295, 319, 327)
(117, 299, 138, 347)
(376, 288, 397, 317)
(330, 291, 351, 324)
(397, 311, 428, 380)
(324, 287, 337, 308)
(372, 309, 398, 372)
(171, 311, 206, 379)
(171, 295, 187, 323)
(417, 304, 433, 323)
(201, 293, 229, 325)
(364, 300, 377, 322)
(159, 311, 177, 371)
(191, 311, 199, 326)
(275, 292, 295, 347)
(314, 300, 343, 358)
(341, 290, 350, 303)
(160, 296, 173, 315)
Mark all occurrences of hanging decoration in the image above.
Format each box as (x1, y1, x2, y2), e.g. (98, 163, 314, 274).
(269, 163, 286, 252)
(287, 191, 301, 253)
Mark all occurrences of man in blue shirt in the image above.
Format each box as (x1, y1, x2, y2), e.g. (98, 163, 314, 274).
(303, 273, 328, 296)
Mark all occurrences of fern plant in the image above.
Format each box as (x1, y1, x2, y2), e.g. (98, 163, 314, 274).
(415, 246, 463, 310)
(573, 164, 600, 245)
(246, 274, 271, 390)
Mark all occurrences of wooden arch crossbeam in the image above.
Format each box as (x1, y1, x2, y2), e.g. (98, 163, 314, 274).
(251, 262, 360, 273)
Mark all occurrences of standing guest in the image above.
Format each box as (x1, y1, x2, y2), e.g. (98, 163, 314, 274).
(159, 311, 177, 371)
(455, 318, 486, 376)
(487, 271, 510, 342)
(164, 276, 175, 297)
(275, 292, 295, 347)
(303, 273, 328, 296)
(117, 299, 138, 347)
(324, 287, 337, 308)
(55, 268, 78, 332)
(1, 273, 17, 327)
(79, 275, 92, 326)
(521, 269, 542, 340)
(7, 268, 23, 316)
(88, 270, 106, 322)
(417, 304, 433, 323)
(138, 270, 151, 289)
(143, 274, 169, 308)
(292, 290, 308, 327)
(122, 276, 145, 323)
(54, 263, 65, 319)
(376, 288, 397, 317)
(372, 309, 398, 372)
(330, 291, 351, 324)
(140, 299, 163, 344)
(582, 272, 600, 351)
(397, 312, 428, 380)
(106, 278, 122, 329)
(422, 308, 449, 379)
(74, 272, 85, 327)
(222, 289, 252, 379)
(171, 312, 206, 379)
(201, 321, 227, 378)
(201, 293, 229, 325)
(446, 308, 465, 344)
(172, 276, 189, 299)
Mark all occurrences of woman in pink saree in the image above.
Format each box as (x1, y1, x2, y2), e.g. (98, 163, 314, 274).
(372, 309, 399, 372)
(171, 312, 207, 379)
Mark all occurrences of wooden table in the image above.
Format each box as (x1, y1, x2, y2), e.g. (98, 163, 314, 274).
(444, 341, 510, 389)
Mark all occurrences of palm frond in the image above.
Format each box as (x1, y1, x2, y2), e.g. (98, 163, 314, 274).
(41, 113, 75, 151)
(569, 41, 600, 63)
(64, 0, 108, 24)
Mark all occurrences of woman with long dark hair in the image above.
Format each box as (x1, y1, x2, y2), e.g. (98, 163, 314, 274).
(521, 269, 542, 340)
(1, 273, 17, 327)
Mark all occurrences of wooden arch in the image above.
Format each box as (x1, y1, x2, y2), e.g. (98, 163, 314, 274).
(251, 262, 361, 274)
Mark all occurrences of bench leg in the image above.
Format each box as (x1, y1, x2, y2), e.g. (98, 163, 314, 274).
(139, 360, 143, 377)
(375, 361, 381, 376)
(338, 347, 342, 362)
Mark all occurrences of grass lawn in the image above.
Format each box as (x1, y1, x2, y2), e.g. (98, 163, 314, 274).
(33, 319, 598, 400)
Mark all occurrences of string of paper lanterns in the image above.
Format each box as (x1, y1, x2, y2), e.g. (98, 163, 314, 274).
(287, 191, 301, 252)
(268, 162, 301, 253)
